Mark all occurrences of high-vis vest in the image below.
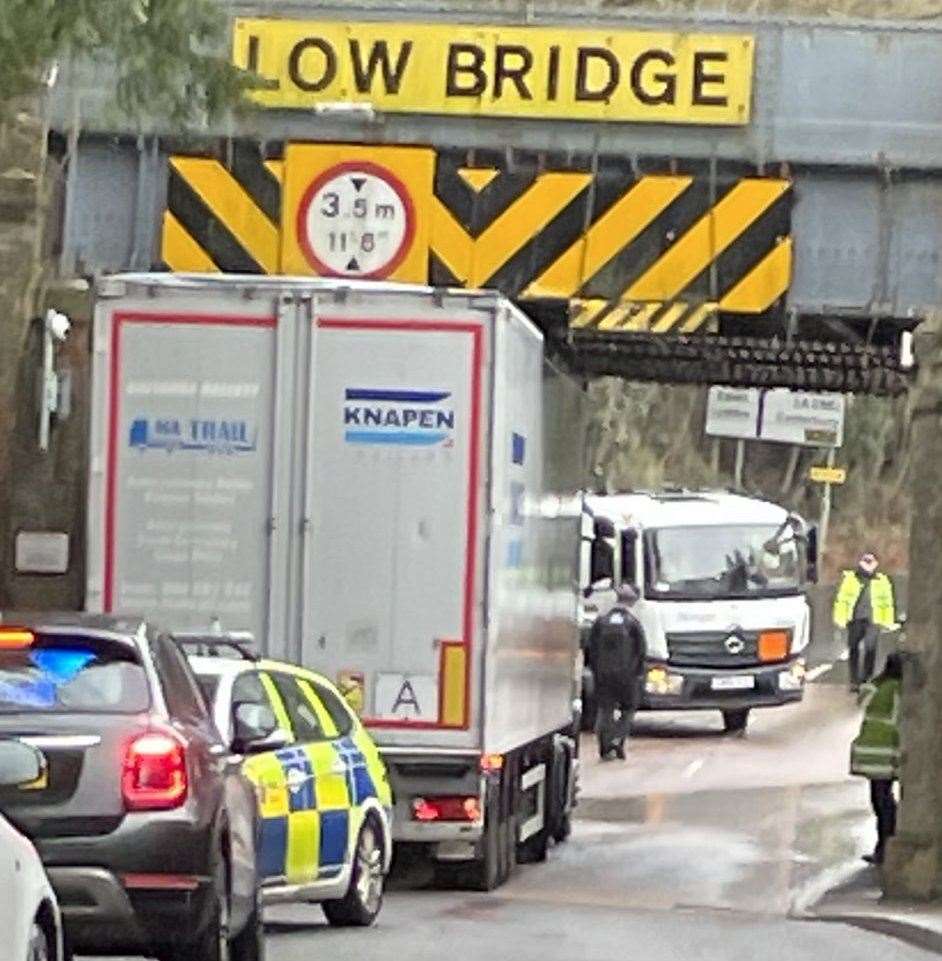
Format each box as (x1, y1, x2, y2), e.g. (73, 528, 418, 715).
(850, 677, 901, 780)
(833, 571, 896, 629)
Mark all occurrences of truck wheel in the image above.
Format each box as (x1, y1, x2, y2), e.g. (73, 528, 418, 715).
(323, 819, 385, 926)
(548, 739, 573, 845)
(518, 821, 549, 863)
(580, 670, 598, 732)
(722, 709, 750, 734)
(435, 790, 503, 891)
(498, 807, 516, 883)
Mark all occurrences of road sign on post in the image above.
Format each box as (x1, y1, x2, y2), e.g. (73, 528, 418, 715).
(705, 387, 760, 440)
(760, 389, 845, 447)
(809, 466, 847, 485)
(705, 386, 845, 447)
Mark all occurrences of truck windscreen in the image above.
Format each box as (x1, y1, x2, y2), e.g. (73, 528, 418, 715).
(645, 525, 805, 600)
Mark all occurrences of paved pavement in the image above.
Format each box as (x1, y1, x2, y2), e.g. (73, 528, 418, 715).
(88, 633, 937, 961)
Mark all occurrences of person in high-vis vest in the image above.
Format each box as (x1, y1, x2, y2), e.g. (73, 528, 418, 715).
(833, 552, 897, 692)
(850, 651, 902, 865)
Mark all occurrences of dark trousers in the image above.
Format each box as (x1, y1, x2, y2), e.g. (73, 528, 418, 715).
(870, 778, 897, 859)
(848, 620, 878, 687)
(596, 687, 635, 757)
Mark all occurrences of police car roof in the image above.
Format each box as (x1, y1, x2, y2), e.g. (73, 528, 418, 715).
(586, 490, 791, 528)
(188, 655, 335, 688)
(187, 656, 250, 677)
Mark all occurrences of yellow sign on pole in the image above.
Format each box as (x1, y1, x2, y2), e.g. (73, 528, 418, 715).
(234, 19, 755, 125)
(809, 466, 847, 485)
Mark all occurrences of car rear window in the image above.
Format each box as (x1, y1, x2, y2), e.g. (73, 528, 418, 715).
(0, 633, 150, 714)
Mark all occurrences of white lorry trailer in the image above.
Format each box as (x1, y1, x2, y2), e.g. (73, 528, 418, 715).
(580, 490, 817, 733)
(86, 273, 586, 889)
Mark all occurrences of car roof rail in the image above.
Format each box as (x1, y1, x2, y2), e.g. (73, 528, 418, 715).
(172, 629, 259, 662)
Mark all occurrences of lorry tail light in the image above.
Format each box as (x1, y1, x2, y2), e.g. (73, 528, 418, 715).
(758, 631, 790, 663)
(122, 732, 187, 811)
(412, 796, 482, 822)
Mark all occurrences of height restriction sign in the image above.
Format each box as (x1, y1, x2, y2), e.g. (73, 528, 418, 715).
(283, 144, 434, 282)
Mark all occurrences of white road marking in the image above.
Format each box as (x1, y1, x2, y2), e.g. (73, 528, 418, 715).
(806, 663, 834, 682)
(681, 758, 705, 779)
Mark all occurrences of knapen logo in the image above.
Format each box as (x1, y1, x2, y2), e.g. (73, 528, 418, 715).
(129, 417, 257, 454)
(343, 388, 455, 446)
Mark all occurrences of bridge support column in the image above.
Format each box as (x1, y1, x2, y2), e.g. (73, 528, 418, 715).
(885, 310, 942, 900)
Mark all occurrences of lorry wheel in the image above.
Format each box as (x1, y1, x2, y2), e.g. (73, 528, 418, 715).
(435, 791, 502, 891)
(580, 670, 598, 732)
(722, 709, 750, 734)
(548, 739, 574, 844)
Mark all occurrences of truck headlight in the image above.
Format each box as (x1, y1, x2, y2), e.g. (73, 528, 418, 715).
(645, 666, 684, 696)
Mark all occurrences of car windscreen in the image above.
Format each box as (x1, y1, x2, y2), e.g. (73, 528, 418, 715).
(0, 633, 151, 714)
(645, 524, 805, 600)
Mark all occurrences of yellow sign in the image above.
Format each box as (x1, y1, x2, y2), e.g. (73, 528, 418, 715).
(809, 466, 847, 485)
(234, 19, 755, 125)
(281, 143, 434, 282)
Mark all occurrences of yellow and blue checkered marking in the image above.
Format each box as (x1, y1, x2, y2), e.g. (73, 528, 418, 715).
(241, 667, 391, 889)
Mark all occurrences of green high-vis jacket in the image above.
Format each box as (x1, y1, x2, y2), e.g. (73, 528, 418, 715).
(850, 675, 900, 780)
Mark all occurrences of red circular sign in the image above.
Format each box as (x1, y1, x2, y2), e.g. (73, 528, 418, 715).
(295, 161, 416, 280)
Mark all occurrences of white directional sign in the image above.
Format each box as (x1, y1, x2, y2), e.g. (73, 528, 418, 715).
(297, 161, 415, 279)
(705, 387, 760, 441)
(760, 389, 845, 447)
(705, 386, 845, 447)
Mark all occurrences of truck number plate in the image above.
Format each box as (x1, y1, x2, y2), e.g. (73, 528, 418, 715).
(711, 675, 755, 691)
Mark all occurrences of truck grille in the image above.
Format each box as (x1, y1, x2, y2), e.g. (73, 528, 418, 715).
(666, 631, 760, 668)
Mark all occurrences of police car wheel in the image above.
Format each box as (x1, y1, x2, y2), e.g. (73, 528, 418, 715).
(323, 819, 385, 927)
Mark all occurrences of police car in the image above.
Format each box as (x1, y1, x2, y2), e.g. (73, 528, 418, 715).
(180, 636, 392, 927)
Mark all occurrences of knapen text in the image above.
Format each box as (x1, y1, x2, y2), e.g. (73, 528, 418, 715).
(234, 20, 755, 125)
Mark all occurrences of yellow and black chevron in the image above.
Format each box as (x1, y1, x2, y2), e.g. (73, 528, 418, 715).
(429, 150, 792, 325)
(160, 143, 792, 331)
(162, 141, 284, 274)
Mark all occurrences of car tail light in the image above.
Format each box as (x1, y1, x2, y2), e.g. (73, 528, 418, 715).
(122, 732, 187, 811)
(412, 795, 482, 822)
(758, 630, 791, 663)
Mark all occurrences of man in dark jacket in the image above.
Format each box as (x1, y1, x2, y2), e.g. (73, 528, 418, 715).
(587, 584, 646, 760)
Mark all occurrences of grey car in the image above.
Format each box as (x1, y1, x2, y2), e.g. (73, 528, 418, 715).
(0, 614, 263, 960)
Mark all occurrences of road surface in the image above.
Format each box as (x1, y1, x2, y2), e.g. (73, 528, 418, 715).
(90, 636, 922, 961)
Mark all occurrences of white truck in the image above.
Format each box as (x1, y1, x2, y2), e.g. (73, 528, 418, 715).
(580, 490, 817, 733)
(86, 273, 586, 889)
